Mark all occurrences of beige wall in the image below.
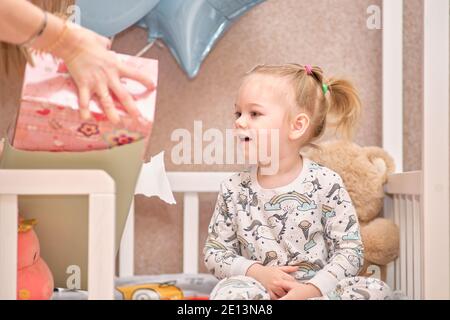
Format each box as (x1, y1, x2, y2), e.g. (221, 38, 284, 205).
(403, 0, 423, 172)
(0, 0, 425, 275)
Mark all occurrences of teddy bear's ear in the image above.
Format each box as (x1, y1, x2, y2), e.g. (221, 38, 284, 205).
(364, 147, 396, 181)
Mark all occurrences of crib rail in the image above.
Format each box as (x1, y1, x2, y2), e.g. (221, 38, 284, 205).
(384, 171, 422, 299)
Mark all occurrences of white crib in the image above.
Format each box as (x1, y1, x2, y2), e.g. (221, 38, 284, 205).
(165, 171, 415, 284)
(0, 165, 443, 299)
(121, 168, 440, 300)
(384, 171, 422, 299)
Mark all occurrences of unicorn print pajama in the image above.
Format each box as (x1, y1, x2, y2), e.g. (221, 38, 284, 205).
(203, 158, 391, 300)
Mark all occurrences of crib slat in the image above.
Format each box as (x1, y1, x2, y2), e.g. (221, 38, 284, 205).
(406, 195, 414, 299)
(386, 178, 425, 299)
(393, 195, 401, 291)
(413, 195, 422, 299)
(0, 195, 18, 300)
(399, 195, 407, 295)
(384, 196, 395, 289)
(183, 192, 199, 274)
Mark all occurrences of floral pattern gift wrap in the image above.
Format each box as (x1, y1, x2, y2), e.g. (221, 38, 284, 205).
(12, 53, 158, 151)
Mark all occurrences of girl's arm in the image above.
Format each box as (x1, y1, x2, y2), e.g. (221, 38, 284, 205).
(306, 175, 364, 295)
(203, 182, 259, 279)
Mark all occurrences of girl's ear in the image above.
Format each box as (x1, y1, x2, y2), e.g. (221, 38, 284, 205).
(289, 113, 310, 141)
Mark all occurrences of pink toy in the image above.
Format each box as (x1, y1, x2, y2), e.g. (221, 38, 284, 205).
(17, 218, 54, 300)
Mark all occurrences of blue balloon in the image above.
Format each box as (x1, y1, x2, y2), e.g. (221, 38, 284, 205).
(139, 0, 266, 78)
(77, 0, 160, 37)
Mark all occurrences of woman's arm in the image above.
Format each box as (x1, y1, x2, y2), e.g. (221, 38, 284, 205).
(0, 0, 75, 56)
(0, 0, 51, 45)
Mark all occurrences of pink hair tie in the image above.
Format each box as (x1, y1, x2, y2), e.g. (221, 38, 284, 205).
(304, 64, 313, 75)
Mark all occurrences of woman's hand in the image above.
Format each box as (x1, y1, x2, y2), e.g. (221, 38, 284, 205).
(246, 264, 298, 300)
(0, 0, 156, 123)
(55, 24, 156, 124)
(0, 0, 156, 124)
(276, 281, 322, 300)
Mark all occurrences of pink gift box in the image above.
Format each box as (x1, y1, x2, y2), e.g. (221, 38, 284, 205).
(12, 53, 158, 152)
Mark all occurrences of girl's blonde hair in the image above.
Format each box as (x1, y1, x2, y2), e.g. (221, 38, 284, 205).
(246, 63, 361, 146)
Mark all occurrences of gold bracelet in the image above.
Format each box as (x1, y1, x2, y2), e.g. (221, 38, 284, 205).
(44, 21, 70, 54)
(29, 21, 84, 66)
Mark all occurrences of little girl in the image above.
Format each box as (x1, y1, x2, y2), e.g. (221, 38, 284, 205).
(203, 64, 391, 300)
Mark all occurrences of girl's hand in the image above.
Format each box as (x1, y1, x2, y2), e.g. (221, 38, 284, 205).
(55, 24, 155, 124)
(246, 264, 298, 299)
(276, 281, 322, 300)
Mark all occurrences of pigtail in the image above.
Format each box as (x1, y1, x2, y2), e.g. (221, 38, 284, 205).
(325, 77, 361, 139)
(245, 63, 362, 145)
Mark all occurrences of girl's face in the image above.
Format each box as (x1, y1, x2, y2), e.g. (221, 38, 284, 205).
(234, 74, 295, 165)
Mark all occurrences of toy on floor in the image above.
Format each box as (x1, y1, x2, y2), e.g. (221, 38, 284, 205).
(116, 282, 184, 300)
(305, 140, 400, 280)
(17, 218, 54, 300)
(115, 281, 210, 300)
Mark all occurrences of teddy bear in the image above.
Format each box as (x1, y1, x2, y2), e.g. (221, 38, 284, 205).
(304, 140, 400, 279)
(17, 218, 54, 300)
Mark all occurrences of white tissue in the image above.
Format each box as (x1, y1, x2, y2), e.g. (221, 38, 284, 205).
(135, 151, 176, 204)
